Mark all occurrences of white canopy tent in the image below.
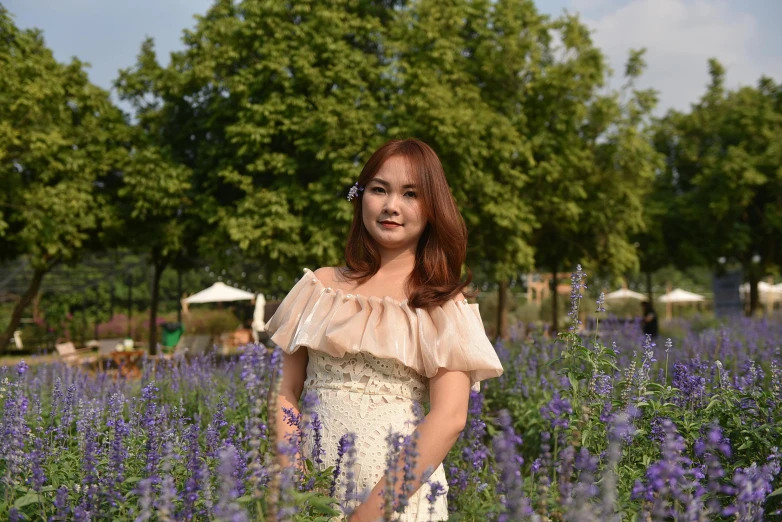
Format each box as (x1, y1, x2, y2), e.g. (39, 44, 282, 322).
(604, 288, 648, 300)
(739, 281, 782, 300)
(183, 282, 256, 304)
(179, 283, 267, 351)
(658, 288, 706, 303)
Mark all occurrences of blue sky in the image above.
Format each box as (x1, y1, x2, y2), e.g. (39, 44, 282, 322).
(6, 0, 782, 115)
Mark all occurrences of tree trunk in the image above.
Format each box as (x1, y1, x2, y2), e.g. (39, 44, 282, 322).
(148, 258, 167, 356)
(646, 270, 653, 302)
(496, 279, 509, 342)
(81, 291, 88, 346)
(551, 264, 559, 335)
(177, 268, 183, 324)
(747, 263, 760, 317)
(0, 267, 47, 354)
(32, 293, 42, 324)
(127, 274, 134, 339)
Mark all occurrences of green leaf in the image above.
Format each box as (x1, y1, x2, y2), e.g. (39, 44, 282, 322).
(13, 492, 41, 509)
(569, 374, 579, 393)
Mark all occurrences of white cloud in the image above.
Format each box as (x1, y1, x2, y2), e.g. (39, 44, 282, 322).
(574, 0, 781, 113)
(570, 0, 623, 11)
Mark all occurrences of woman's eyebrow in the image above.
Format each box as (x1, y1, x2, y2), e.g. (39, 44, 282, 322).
(370, 178, 417, 189)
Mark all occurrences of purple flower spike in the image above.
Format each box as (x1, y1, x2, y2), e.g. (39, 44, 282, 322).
(540, 391, 573, 430)
(426, 481, 446, 519)
(491, 409, 531, 520)
(396, 431, 420, 513)
(214, 444, 249, 522)
(567, 265, 587, 332)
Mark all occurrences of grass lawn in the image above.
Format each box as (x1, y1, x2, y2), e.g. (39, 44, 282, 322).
(0, 353, 63, 367)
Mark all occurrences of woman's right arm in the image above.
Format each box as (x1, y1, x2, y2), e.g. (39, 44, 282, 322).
(268, 347, 309, 470)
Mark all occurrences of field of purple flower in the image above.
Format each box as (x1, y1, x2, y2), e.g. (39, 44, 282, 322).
(1, 267, 781, 521)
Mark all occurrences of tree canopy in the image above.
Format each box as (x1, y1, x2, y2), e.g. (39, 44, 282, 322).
(0, 7, 129, 351)
(653, 59, 782, 315)
(2, 1, 780, 351)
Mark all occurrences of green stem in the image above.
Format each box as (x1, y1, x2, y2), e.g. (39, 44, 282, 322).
(553, 428, 559, 488)
(593, 316, 600, 348)
(664, 351, 669, 384)
(38, 490, 47, 521)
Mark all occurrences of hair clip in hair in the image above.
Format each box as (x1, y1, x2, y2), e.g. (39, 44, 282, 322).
(347, 181, 364, 201)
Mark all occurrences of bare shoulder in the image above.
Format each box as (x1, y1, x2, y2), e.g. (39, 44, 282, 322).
(313, 266, 351, 286)
(312, 266, 337, 284)
(453, 291, 466, 302)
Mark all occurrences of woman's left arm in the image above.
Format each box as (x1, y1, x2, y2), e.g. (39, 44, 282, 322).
(349, 367, 471, 522)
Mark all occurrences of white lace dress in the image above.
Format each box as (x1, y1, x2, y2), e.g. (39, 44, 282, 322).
(265, 268, 504, 521)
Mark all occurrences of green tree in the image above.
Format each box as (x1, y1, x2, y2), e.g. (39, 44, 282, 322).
(654, 60, 782, 315)
(525, 40, 662, 332)
(113, 38, 201, 354)
(113, 0, 664, 340)
(394, 3, 662, 335)
(115, 0, 402, 295)
(0, 8, 128, 354)
(114, 143, 194, 354)
(386, 0, 537, 340)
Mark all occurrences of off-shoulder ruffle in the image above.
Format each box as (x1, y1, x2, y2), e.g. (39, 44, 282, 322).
(264, 268, 504, 391)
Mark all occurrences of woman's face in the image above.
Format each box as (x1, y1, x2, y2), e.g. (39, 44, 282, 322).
(362, 155, 428, 251)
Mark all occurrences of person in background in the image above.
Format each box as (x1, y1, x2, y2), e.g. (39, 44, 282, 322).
(251, 293, 266, 344)
(641, 300, 659, 339)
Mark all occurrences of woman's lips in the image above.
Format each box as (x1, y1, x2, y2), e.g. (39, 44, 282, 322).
(380, 222, 401, 228)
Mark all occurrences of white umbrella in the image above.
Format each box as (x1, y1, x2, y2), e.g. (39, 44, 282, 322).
(658, 288, 706, 303)
(739, 282, 782, 295)
(183, 282, 256, 304)
(604, 288, 648, 300)
(738, 282, 782, 303)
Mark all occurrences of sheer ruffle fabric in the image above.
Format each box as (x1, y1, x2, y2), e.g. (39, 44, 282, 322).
(264, 268, 504, 392)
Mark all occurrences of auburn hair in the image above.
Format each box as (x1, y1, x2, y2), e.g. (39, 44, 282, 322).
(342, 138, 476, 309)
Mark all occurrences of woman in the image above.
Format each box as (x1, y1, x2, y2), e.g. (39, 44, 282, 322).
(265, 138, 504, 521)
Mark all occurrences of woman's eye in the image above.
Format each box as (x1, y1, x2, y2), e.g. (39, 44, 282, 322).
(370, 187, 415, 198)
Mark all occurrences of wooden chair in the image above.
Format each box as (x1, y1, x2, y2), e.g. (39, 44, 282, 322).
(109, 350, 145, 379)
(189, 334, 213, 356)
(92, 338, 127, 371)
(11, 330, 23, 351)
(162, 334, 212, 360)
(54, 340, 98, 368)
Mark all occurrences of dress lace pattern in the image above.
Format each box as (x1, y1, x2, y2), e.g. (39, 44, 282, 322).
(301, 347, 450, 521)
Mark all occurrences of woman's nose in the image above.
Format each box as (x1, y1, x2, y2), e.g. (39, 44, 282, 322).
(383, 193, 402, 212)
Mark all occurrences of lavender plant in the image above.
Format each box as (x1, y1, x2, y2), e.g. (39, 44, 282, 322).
(0, 265, 781, 521)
